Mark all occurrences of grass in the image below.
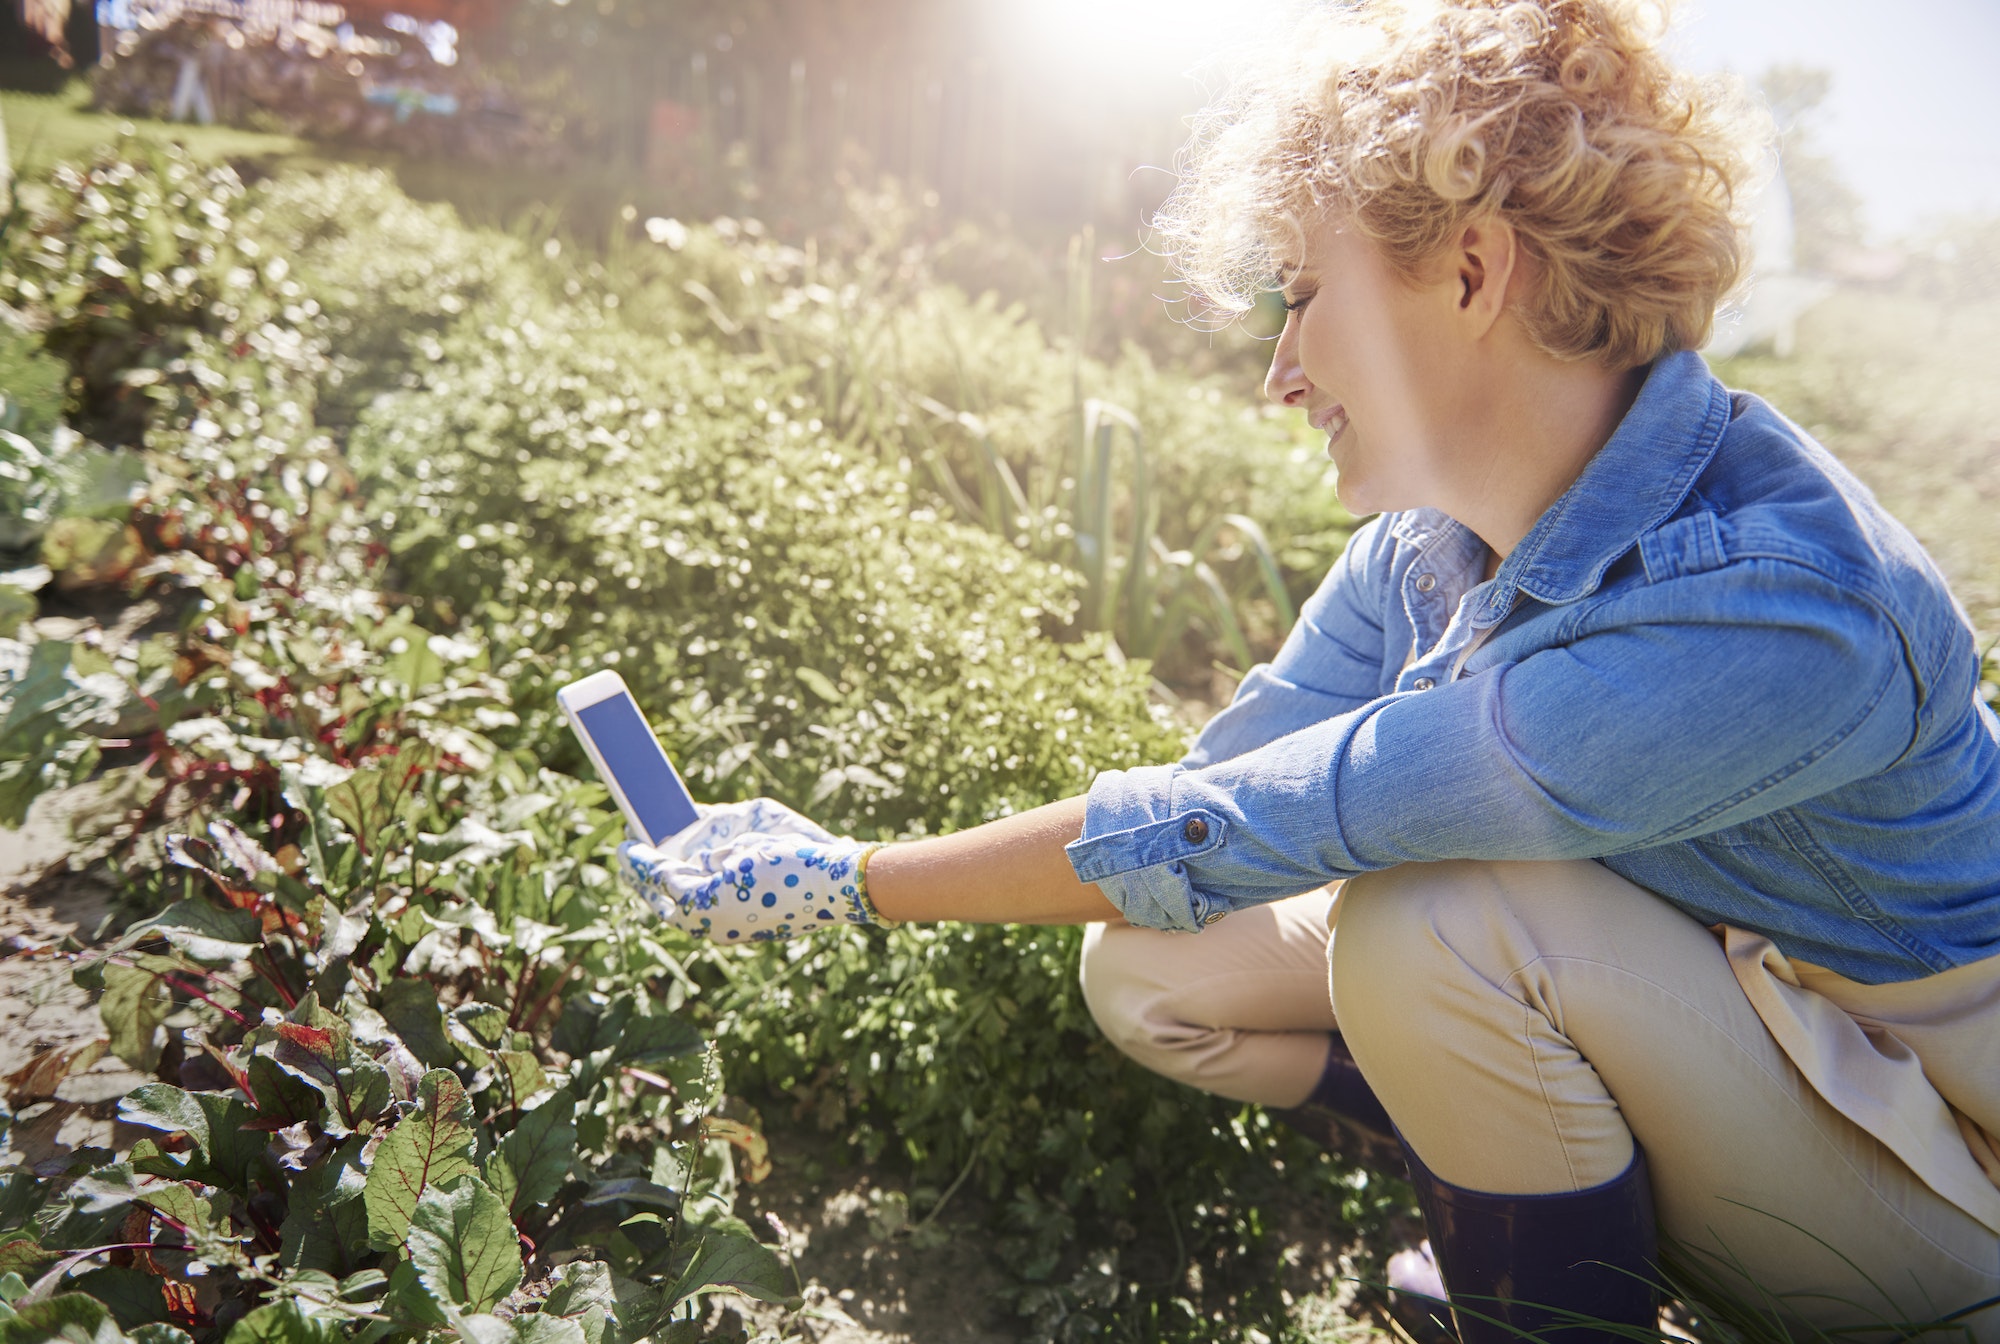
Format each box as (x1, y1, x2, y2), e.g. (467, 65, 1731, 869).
(0, 79, 648, 246)
(1, 80, 304, 175)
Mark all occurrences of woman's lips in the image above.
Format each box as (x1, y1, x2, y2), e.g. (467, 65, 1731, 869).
(1311, 404, 1349, 445)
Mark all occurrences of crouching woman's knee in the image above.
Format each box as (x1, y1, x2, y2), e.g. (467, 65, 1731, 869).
(1078, 920, 1162, 1060)
(1330, 860, 1516, 1078)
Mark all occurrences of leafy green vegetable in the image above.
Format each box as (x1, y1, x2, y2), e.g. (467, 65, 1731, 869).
(406, 1177, 523, 1314)
(362, 1069, 479, 1251)
(485, 1089, 577, 1217)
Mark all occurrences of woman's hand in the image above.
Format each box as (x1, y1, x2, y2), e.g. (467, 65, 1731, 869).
(616, 798, 888, 943)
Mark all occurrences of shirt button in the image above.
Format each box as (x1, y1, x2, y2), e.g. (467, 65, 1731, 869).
(1414, 572, 1437, 592)
(1413, 676, 1436, 691)
(1203, 911, 1226, 925)
(1183, 817, 1209, 843)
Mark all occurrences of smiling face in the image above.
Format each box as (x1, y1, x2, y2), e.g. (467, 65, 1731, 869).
(1264, 222, 1475, 517)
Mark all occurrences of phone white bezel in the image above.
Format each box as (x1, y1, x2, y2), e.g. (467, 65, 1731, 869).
(555, 670, 696, 846)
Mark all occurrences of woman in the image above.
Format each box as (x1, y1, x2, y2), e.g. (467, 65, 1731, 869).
(621, 1, 2000, 1338)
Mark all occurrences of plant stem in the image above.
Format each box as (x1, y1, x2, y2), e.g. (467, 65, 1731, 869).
(162, 974, 252, 1027)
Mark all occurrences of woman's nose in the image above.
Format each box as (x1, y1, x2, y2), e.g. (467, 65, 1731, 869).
(1264, 314, 1310, 407)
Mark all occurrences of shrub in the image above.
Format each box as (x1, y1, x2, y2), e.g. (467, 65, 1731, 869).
(596, 200, 1355, 686)
(348, 307, 1185, 839)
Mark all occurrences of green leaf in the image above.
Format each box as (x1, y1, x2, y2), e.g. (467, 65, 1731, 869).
(0, 1293, 123, 1344)
(451, 1003, 509, 1047)
(323, 766, 394, 845)
(381, 638, 445, 695)
(310, 896, 369, 963)
(68, 1166, 232, 1261)
(794, 667, 841, 703)
(69, 1266, 169, 1329)
(118, 1085, 209, 1151)
(97, 962, 170, 1071)
(407, 1177, 523, 1314)
(509, 1315, 588, 1344)
(0, 641, 118, 827)
(245, 1054, 324, 1129)
(613, 1014, 703, 1070)
(273, 1013, 391, 1133)
(132, 1180, 209, 1230)
(56, 445, 148, 521)
(664, 1230, 790, 1307)
(220, 1299, 341, 1344)
(335, 1269, 388, 1301)
(129, 1326, 195, 1344)
(484, 1089, 575, 1216)
(447, 1316, 589, 1344)
(278, 1135, 368, 1275)
(363, 1068, 477, 1251)
(324, 745, 437, 844)
(491, 1050, 545, 1104)
(576, 1179, 682, 1214)
(382, 1259, 447, 1331)
(189, 1093, 266, 1193)
(125, 900, 262, 964)
(0, 585, 36, 637)
(378, 979, 457, 1069)
(0, 1241, 52, 1282)
(540, 1261, 617, 1344)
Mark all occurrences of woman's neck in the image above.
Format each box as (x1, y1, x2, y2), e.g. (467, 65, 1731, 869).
(1449, 350, 1647, 573)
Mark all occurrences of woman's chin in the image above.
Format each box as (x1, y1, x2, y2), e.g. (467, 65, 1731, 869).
(1331, 454, 1423, 518)
(1331, 460, 1377, 516)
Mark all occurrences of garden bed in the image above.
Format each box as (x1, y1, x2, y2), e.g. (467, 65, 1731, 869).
(4, 98, 1996, 1344)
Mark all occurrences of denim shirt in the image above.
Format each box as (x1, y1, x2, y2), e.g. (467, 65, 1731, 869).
(1064, 350, 2000, 985)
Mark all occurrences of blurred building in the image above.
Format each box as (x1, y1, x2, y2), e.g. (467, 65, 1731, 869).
(1706, 150, 1837, 360)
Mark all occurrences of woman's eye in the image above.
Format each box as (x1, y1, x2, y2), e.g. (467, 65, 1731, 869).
(1283, 292, 1314, 313)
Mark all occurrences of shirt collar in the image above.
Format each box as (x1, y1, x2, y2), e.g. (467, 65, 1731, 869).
(1408, 349, 1731, 625)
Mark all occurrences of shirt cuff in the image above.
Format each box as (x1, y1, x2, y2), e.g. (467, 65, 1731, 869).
(1063, 764, 1232, 932)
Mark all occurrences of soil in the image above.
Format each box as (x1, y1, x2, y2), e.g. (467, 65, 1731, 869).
(718, 1115, 1396, 1343)
(0, 784, 151, 1168)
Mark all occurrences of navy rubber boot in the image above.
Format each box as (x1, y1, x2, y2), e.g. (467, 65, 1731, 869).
(1271, 1032, 1403, 1167)
(1399, 1137, 1661, 1344)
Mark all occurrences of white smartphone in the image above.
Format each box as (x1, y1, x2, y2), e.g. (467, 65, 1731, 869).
(556, 670, 702, 846)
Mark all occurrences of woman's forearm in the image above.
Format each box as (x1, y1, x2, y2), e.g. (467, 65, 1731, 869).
(865, 794, 1122, 925)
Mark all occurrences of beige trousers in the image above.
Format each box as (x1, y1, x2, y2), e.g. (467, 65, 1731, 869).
(1079, 859, 2000, 1337)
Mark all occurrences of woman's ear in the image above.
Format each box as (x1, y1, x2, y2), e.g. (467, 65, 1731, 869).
(1453, 216, 1519, 338)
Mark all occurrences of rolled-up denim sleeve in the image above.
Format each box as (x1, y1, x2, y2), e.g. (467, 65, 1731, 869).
(1181, 516, 1395, 769)
(1067, 561, 1917, 931)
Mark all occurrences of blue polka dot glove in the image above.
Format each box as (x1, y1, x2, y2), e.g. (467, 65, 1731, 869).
(615, 798, 892, 944)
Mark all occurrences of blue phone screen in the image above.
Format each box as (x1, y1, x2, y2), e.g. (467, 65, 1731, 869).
(575, 693, 700, 844)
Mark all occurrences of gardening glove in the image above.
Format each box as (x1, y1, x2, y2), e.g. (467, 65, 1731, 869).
(616, 797, 892, 944)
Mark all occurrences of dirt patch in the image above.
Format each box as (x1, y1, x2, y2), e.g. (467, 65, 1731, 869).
(717, 1114, 1403, 1343)
(1, 786, 151, 1166)
(726, 1144, 1021, 1344)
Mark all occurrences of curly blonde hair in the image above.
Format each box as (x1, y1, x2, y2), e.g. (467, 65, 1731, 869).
(1155, 0, 1760, 368)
